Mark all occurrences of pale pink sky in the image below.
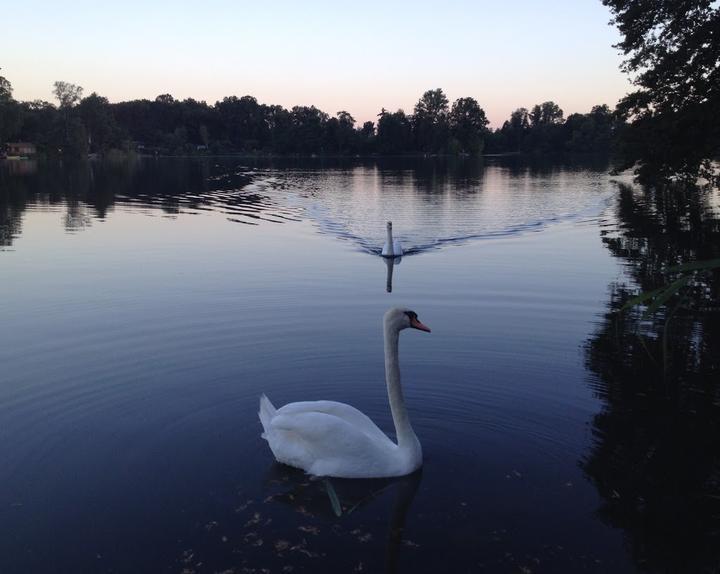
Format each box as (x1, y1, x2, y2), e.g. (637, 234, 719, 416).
(2, 0, 632, 127)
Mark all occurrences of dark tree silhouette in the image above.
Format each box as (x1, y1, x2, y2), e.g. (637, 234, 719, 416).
(77, 93, 124, 153)
(0, 74, 621, 158)
(529, 101, 563, 127)
(449, 97, 489, 155)
(413, 89, 450, 153)
(604, 0, 720, 184)
(584, 182, 720, 571)
(377, 108, 413, 154)
(0, 70, 12, 101)
(492, 108, 530, 153)
(0, 73, 22, 144)
(564, 105, 615, 153)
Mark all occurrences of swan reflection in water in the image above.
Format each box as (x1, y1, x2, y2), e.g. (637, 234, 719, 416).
(384, 255, 402, 293)
(263, 463, 423, 573)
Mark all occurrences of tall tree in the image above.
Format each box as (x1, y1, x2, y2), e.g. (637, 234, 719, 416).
(603, 0, 720, 183)
(357, 121, 375, 154)
(288, 106, 328, 153)
(53, 81, 83, 109)
(0, 70, 22, 143)
(413, 89, 450, 153)
(563, 105, 615, 153)
(377, 108, 413, 154)
(53, 81, 84, 152)
(332, 110, 357, 153)
(0, 69, 12, 102)
(264, 104, 292, 153)
(499, 107, 530, 152)
(529, 101, 564, 127)
(449, 97, 489, 155)
(77, 93, 122, 152)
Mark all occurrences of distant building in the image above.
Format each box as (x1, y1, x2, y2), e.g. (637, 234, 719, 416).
(5, 142, 37, 157)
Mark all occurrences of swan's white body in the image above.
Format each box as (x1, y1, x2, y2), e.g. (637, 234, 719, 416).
(259, 307, 429, 478)
(381, 221, 403, 257)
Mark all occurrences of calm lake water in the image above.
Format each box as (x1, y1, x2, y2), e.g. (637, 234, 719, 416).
(1, 158, 718, 573)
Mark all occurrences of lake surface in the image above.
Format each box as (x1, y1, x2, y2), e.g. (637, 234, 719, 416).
(1, 157, 718, 573)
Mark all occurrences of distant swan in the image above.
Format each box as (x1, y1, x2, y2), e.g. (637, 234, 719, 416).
(259, 307, 431, 478)
(381, 221, 403, 257)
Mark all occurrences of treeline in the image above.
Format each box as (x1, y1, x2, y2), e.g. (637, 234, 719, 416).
(0, 77, 619, 158)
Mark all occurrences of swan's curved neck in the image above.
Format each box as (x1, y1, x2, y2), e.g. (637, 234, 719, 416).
(384, 323, 417, 448)
(386, 225, 394, 257)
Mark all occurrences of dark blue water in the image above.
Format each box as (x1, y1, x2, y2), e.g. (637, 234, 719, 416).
(1, 158, 717, 573)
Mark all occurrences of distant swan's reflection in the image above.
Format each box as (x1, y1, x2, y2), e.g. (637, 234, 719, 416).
(384, 256, 402, 293)
(264, 464, 422, 573)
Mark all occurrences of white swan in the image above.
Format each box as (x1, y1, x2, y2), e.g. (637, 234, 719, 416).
(259, 307, 431, 478)
(381, 221, 403, 257)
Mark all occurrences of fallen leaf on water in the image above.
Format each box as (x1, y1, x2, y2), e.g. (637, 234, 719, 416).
(351, 529, 372, 543)
(235, 499, 254, 512)
(274, 540, 290, 552)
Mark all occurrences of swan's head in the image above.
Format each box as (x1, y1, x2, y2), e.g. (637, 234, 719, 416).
(384, 307, 431, 333)
(386, 221, 393, 230)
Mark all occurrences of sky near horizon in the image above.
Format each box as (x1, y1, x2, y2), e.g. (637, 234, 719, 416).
(2, 0, 631, 127)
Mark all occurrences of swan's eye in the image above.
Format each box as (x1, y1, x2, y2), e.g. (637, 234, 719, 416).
(405, 311, 418, 321)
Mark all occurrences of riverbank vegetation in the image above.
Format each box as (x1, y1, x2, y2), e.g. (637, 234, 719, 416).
(1, 0, 717, 185)
(1, 78, 618, 159)
(602, 0, 719, 185)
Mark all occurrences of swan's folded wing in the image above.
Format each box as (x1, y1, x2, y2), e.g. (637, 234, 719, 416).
(269, 411, 396, 477)
(275, 400, 390, 443)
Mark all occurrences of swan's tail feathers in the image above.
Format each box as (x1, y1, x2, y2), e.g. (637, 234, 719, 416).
(259, 394, 277, 440)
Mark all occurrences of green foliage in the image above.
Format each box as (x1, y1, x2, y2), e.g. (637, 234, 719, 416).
(621, 258, 720, 318)
(1, 75, 617, 158)
(77, 93, 125, 153)
(0, 99, 22, 143)
(564, 105, 615, 153)
(0, 71, 12, 102)
(449, 97, 489, 155)
(603, 0, 720, 185)
(377, 108, 413, 154)
(53, 81, 83, 109)
(0, 71, 21, 144)
(529, 101, 563, 127)
(485, 102, 618, 155)
(413, 89, 450, 153)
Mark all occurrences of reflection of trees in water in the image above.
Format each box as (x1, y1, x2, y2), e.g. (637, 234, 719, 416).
(584, 183, 720, 572)
(0, 192, 23, 248)
(2, 156, 612, 251)
(0, 158, 304, 246)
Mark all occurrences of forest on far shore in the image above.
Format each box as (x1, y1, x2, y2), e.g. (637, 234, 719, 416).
(0, 78, 618, 159)
(2, 0, 718, 187)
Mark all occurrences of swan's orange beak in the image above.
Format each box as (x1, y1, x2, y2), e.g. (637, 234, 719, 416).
(410, 317, 431, 333)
